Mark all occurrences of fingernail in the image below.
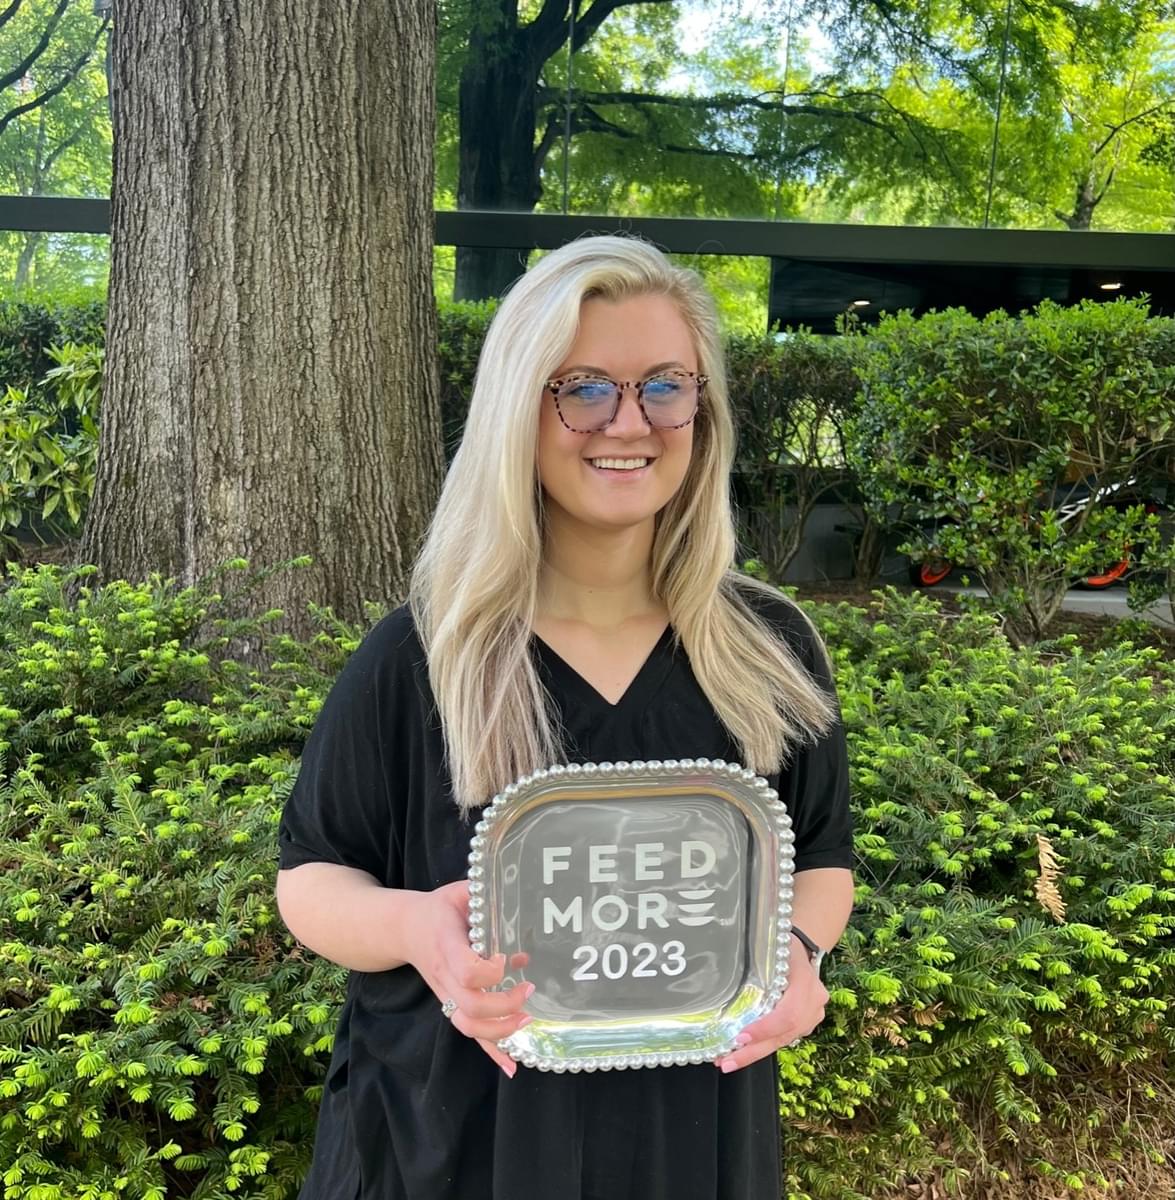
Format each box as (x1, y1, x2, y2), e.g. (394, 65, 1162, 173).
(720, 1059, 736, 1073)
(735, 1033, 752, 1047)
(524, 982, 536, 999)
(502, 1064, 516, 1079)
(517, 1015, 533, 1028)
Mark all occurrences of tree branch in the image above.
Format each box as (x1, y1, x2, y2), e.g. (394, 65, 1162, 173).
(538, 85, 897, 135)
(572, 0, 674, 54)
(525, 0, 674, 68)
(575, 111, 761, 160)
(1092, 98, 1175, 159)
(1092, 164, 1115, 207)
(41, 103, 101, 177)
(850, 0, 991, 96)
(533, 108, 565, 185)
(568, 104, 834, 166)
(0, 0, 69, 92)
(0, 11, 109, 140)
(0, 0, 24, 32)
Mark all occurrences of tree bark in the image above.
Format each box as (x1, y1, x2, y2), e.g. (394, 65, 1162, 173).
(14, 231, 39, 288)
(82, 0, 442, 641)
(1055, 169, 1101, 230)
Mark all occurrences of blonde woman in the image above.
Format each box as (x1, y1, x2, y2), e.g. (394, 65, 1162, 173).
(275, 234, 854, 1199)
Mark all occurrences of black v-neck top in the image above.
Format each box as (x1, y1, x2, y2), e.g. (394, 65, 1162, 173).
(276, 586, 853, 1200)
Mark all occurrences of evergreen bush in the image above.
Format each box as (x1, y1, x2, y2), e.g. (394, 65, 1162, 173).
(785, 584, 1174, 1197)
(0, 565, 1171, 1198)
(0, 291, 106, 393)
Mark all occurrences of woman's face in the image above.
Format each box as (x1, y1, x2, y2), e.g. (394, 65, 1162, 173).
(537, 292, 697, 537)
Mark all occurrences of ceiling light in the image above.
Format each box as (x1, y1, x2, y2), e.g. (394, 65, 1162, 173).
(851, 298, 871, 307)
(1099, 281, 1122, 291)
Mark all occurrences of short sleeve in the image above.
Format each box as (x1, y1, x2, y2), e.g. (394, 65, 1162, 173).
(786, 618, 854, 872)
(276, 608, 414, 883)
(735, 580, 854, 873)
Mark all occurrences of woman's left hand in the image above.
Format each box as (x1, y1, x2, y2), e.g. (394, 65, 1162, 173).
(714, 933, 828, 1073)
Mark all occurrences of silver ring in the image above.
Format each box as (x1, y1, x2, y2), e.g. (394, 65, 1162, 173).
(441, 998, 457, 1020)
(786, 1037, 802, 1048)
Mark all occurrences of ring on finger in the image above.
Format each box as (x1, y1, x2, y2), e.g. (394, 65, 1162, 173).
(441, 998, 458, 1020)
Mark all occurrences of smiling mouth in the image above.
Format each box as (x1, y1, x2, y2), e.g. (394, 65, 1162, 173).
(585, 456, 655, 471)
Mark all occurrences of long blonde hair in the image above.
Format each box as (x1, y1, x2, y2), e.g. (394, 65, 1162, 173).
(410, 235, 839, 815)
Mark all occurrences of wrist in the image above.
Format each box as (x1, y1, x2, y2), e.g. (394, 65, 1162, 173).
(788, 925, 826, 978)
(380, 887, 430, 970)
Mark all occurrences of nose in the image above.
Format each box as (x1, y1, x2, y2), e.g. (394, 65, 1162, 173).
(605, 383, 652, 435)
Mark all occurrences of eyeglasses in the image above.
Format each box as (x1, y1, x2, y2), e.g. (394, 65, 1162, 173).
(545, 369, 706, 433)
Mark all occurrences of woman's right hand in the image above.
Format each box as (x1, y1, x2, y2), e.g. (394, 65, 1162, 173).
(404, 879, 533, 1078)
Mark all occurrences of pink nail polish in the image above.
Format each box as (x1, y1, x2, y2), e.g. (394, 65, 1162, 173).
(735, 1033, 752, 1047)
(720, 1059, 736, 1073)
(525, 982, 536, 999)
(517, 1015, 533, 1028)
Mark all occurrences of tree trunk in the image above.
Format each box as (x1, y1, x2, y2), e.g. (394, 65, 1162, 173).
(453, 11, 543, 301)
(14, 232, 40, 289)
(1056, 169, 1100, 231)
(82, 0, 442, 641)
(853, 513, 886, 583)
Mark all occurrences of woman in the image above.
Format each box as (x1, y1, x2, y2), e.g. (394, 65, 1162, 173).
(275, 234, 854, 1199)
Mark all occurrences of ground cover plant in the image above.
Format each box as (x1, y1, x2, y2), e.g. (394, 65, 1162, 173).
(0, 563, 1171, 1198)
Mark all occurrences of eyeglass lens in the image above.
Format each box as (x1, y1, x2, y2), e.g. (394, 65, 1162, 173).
(554, 372, 699, 431)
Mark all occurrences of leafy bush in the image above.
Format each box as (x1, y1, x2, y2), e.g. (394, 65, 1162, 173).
(0, 566, 1171, 1198)
(0, 345, 102, 554)
(726, 328, 864, 578)
(847, 299, 1175, 644)
(11, 293, 1175, 633)
(0, 561, 362, 1199)
(0, 290, 106, 393)
(788, 584, 1175, 1198)
(436, 298, 496, 458)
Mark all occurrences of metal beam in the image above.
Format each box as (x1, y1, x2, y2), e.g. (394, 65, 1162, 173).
(1, 197, 1171, 276)
(436, 211, 1175, 272)
(0, 195, 110, 233)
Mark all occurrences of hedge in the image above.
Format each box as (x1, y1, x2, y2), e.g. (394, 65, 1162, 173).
(0, 563, 1171, 1199)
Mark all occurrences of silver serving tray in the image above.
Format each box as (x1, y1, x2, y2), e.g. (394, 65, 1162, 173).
(467, 759, 796, 1071)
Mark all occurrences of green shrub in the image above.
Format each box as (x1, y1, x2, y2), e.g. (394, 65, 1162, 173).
(436, 298, 496, 458)
(0, 561, 368, 1199)
(785, 584, 1175, 1198)
(847, 299, 1175, 644)
(11, 292, 1175, 625)
(0, 345, 102, 554)
(726, 328, 864, 576)
(0, 290, 106, 393)
(0, 567, 1171, 1198)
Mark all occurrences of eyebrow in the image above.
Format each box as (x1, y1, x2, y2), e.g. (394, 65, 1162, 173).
(557, 360, 689, 376)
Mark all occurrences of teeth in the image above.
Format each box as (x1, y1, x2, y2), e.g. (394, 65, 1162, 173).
(589, 458, 649, 470)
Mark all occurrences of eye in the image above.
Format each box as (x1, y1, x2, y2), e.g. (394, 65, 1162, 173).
(642, 373, 686, 400)
(561, 377, 615, 402)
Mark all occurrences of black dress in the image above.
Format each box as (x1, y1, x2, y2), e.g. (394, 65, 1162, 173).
(276, 587, 854, 1200)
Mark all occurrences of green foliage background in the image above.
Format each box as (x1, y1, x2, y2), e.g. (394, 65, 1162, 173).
(2, 1, 1173, 295)
(0, 565, 1170, 1198)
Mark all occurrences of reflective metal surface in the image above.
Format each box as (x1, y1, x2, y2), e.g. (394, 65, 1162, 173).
(467, 759, 795, 1071)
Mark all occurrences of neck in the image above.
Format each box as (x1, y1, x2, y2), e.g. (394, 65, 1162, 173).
(537, 510, 661, 627)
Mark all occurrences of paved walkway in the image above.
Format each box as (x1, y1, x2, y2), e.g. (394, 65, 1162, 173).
(933, 580, 1175, 630)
